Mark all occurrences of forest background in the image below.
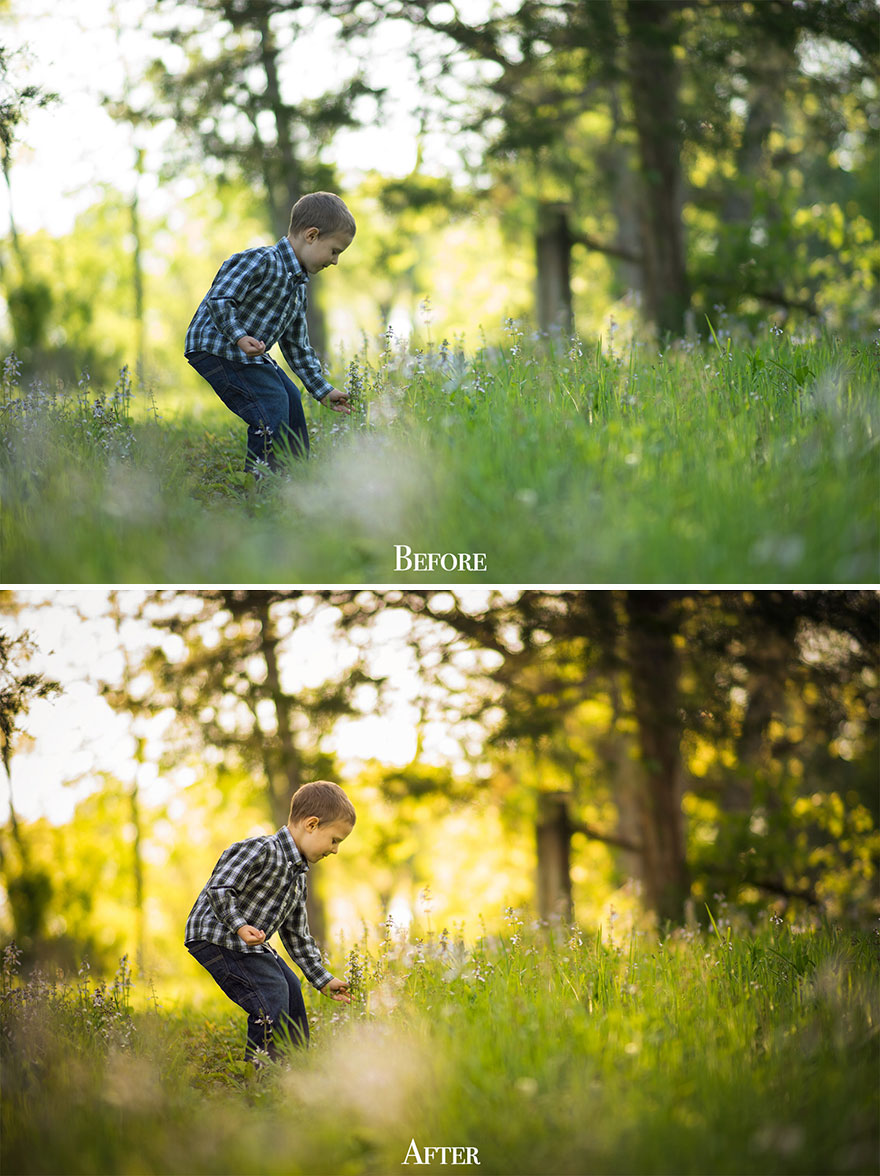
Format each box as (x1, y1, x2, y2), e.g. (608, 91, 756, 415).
(1, 0, 877, 395)
(1, 588, 877, 988)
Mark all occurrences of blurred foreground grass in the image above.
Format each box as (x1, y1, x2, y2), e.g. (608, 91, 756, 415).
(2, 913, 878, 1176)
(1, 322, 877, 583)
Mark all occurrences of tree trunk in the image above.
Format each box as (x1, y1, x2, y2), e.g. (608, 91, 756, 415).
(130, 147, 146, 390)
(596, 726, 645, 884)
(535, 203, 574, 337)
(251, 595, 325, 946)
(254, 7, 327, 359)
(1, 762, 52, 943)
(604, 82, 643, 299)
(535, 791, 574, 922)
(625, 591, 690, 922)
(131, 736, 147, 975)
(722, 38, 796, 226)
(626, 0, 690, 337)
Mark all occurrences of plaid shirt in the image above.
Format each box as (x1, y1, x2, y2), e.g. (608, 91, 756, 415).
(185, 826, 333, 990)
(184, 236, 334, 402)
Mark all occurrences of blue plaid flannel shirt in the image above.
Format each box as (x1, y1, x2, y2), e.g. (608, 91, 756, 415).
(185, 826, 333, 990)
(184, 236, 335, 403)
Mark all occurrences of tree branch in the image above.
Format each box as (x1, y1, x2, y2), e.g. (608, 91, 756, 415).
(571, 821, 643, 854)
(743, 876, 821, 907)
(744, 288, 820, 316)
(570, 232, 642, 264)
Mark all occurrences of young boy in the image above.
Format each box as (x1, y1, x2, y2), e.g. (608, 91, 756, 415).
(185, 780, 355, 1063)
(185, 192, 355, 472)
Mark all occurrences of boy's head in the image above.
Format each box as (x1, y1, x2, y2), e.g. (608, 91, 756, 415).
(287, 192, 356, 276)
(288, 780, 356, 864)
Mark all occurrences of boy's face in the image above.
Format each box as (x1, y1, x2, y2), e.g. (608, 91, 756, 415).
(291, 227, 353, 275)
(291, 816, 353, 864)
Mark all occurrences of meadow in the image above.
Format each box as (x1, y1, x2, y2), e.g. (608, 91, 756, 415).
(1, 911, 877, 1176)
(1, 321, 877, 584)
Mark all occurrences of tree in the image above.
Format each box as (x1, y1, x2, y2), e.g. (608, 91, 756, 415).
(679, 591, 879, 913)
(0, 626, 60, 946)
(115, 590, 382, 945)
(328, 589, 878, 925)
(625, 0, 689, 335)
(0, 42, 57, 364)
(322, 0, 692, 333)
(125, 0, 381, 357)
(99, 592, 150, 974)
(676, 0, 879, 325)
(325, 0, 878, 335)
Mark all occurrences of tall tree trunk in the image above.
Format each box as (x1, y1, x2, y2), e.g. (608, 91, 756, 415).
(535, 791, 574, 922)
(131, 736, 147, 975)
(722, 38, 796, 226)
(1, 761, 51, 943)
(604, 82, 644, 299)
(252, 596, 302, 827)
(626, 0, 690, 337)
(107, 593, 147, 972)
(625, 591, 690, 922)
(1, 156, 23, 271)
(251, 595, 325, 946)
(130, 147, 146, 391)
(254, 6, 327, 359)
(2, 757, 26, 865)
(596, 725, 645, 884)
(721, 623, 790, 814)
(535, 203, 574, 337)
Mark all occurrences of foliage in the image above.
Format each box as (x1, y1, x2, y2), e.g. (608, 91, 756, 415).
(1, 322, 877, 584)
(120, 0, 379, 244)
(0, 623, 61, 948)
(325, 0, 879, 335)
(0, 41, 58, 365)
(327, 589, 878, 924)
(0, 44, 56, 172)
(0, 624, 60, 779)
(1, 917, 877, 1175)
(2, 588, 875, 972)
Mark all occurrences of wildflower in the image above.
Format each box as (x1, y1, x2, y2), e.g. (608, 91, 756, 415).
(2, 352, 22, 393)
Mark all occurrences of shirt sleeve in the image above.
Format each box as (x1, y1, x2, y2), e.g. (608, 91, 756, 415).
(278, 880, 334, 990)
(205, 252, 265, 347)
(205, 840, 267, 935)
(278, 289, 335, 403)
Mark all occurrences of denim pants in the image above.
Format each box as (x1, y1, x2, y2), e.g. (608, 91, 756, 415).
(186, 350, 310, 471)
(187, 940, 310, 1060)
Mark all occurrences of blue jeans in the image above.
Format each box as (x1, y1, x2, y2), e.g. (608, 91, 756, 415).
(186, 940, 310, 1060)
(186, 351, 310, 471)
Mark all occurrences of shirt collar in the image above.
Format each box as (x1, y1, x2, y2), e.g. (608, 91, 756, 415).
(277, 825, 309, 873)
(277, 236, 309, 285)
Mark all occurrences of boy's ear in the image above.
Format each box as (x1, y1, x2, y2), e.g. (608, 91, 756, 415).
(305, 815, 320, 831)
(304, 226, 320, 242)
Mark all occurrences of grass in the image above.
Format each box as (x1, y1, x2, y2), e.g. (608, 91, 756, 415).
(0, 321, 877, 583)
(1, 912, 878, 1176)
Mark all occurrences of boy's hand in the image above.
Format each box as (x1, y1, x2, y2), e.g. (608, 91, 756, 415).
(237, 335, 267, 356)
(321, 977, 352, 1003)
(323, 388, 351, 414)
(237, 925, 266, 945)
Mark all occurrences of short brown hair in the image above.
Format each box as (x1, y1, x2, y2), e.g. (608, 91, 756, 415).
(288, 192, 356, 238)
(289, 780, 356, 827)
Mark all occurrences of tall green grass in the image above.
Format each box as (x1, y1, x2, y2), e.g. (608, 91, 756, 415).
(1, 324, 877, 583)
(2, 914, 878, 1175)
